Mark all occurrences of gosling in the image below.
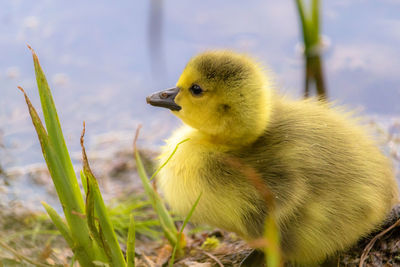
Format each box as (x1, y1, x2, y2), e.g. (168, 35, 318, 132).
(146, 51, 399, 265)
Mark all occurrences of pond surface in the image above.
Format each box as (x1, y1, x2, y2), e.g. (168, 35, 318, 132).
(0, 0, 399, 176)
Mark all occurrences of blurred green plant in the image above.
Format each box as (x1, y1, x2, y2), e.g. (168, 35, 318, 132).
(108, 196, 162, 243)
(295, 0, 327, 99)
(19, 46, 136, 267)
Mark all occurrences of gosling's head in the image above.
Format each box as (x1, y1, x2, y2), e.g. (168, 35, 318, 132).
(147, 51, 273, 145)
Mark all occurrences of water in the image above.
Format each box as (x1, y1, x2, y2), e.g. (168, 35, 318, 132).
(0, 0, 399, 208)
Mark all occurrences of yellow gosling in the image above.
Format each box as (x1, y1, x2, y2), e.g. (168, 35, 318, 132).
(146, 50, 399, 265)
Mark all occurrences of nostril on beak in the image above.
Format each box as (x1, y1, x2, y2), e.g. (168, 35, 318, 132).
(146, 87, 181, 111)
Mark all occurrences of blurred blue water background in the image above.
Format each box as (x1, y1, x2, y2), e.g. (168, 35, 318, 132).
(1, 0, 400, 171)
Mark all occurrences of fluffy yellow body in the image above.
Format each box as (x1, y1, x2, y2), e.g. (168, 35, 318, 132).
(153, 51, 399, 265)
(158, 125, 263, 238)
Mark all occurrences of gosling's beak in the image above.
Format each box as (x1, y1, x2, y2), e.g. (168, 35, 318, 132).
(146, 87, 181, 111)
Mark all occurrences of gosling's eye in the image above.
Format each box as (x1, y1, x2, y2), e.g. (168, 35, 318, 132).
(189, 84, 203, 96)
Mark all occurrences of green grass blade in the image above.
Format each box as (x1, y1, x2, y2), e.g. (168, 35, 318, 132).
(264, 216, 282, 267)
(84, 170, 126, 267)
(311, 0, 320, 43)
(126, 214, 136, 267)
(85, 174, 113, 263)
(69, 255, 76, 267)
(81, 170, 88, 195)
(169, 192, 202, 267)
(149, 138, 189, 181)
(84, 169, 107, 257)
(42, 201, 97, 265)
(27, 46, 84, 211)
(136, 149, 177, 244)
(18, 86, 99, 266)
(41, 201, 73, 246)
(81, 125, 127, 267)
(169, 237, 181, 266)
(134, 127, 178, 246)
(294, 0, 310, 49)
(20, 47, 110, 265)
(180, 192, 202, 232)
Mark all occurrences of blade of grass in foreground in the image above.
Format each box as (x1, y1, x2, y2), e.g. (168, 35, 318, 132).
(133, 126, 179, 246)
(149, 138, 189, 181)
(18, 86, 97, 267)
(81, 123, 127, 267)
(126, 214, 136, 267)
(264, 216, 281, 267)
(169, 192, 202, 267)
(20, 46, 113, 266)
(27, 45, 82, 205)
(41, 201, 73, 246)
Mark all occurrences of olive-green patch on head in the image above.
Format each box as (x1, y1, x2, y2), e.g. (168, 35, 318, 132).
(184, 51, 255, 94)
(195, 52, 251, 83)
